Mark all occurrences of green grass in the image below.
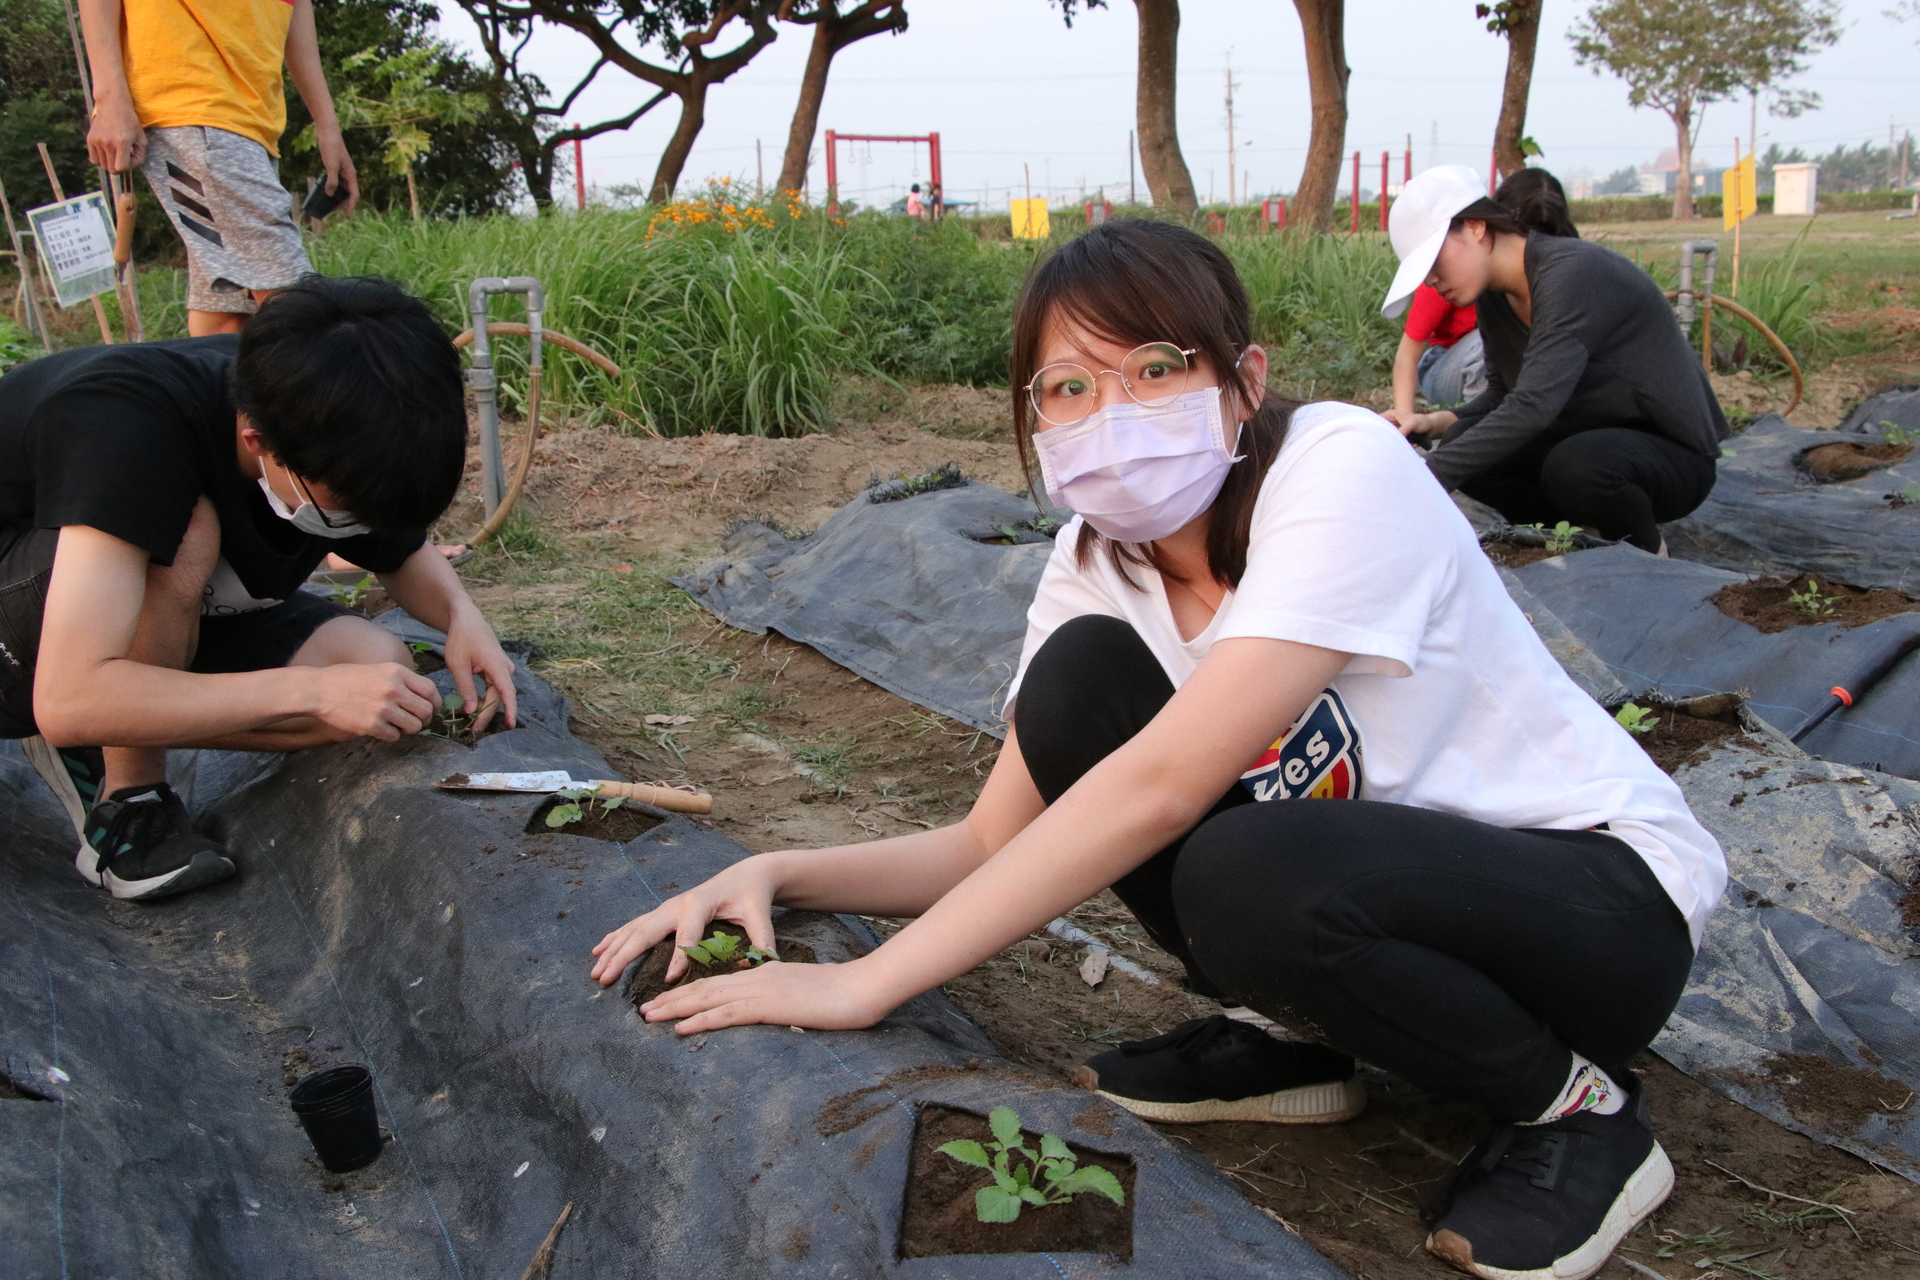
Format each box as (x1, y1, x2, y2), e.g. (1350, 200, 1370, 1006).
(117, 200, 1910, 437)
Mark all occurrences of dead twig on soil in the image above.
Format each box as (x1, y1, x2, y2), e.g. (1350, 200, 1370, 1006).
(1702, 1159, 1857, 1217)
(1621, 1260, 1675, 1280)
(519, 1201, 573, 1280)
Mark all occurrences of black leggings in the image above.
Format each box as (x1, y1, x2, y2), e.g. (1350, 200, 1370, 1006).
(1016, 614, 1696, 1121)
(1458, 425, 1717, 553)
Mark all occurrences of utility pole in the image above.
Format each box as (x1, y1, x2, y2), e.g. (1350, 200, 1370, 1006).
(1224, 54, 1240, 208)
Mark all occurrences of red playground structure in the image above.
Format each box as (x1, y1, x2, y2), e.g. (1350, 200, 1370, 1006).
(823, 130, 943, 215)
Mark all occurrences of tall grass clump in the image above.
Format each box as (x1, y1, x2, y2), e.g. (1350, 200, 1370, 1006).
(1224, 232, 1400, 399)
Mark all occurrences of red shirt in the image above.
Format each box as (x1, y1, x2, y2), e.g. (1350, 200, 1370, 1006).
(1404, 284, 1477, 348)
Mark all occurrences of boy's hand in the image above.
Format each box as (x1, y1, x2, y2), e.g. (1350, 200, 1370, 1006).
(590, 859, 782, 987)
(313, 124, 359, 215)
(443, 607, 517, 729)
(311, 662, 439, 740)
(639, 958, 891, 1036)
(88, 98, 146, 172)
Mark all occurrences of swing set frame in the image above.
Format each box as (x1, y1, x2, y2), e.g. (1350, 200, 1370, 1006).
(822, 130, 942, 215)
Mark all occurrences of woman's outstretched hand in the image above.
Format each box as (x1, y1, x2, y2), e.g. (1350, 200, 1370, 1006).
(638, 957, 891, 1036)
(589, 857, 781, 987)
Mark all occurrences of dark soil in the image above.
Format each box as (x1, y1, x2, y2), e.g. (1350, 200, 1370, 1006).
(1612, 702, 1747, 774)
(1713, 575, 1920, 634)
(622, 918, 824, 1007)
(898, 1103, 1135, 1261)
(1481, 541, 1566, 568)
(411, 648, 447, 675)
(1765, 1053, 1916, 1133)
(523, 793, 665, 843)
(1800, 440, 1912, 482)
(425, 699, 509, 746)
(1899, 882, 1920, 930)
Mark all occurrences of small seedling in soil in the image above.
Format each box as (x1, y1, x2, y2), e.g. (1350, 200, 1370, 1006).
(1542, 520, 1579, 554)
(432, 692, 474, 739)
(1615, 702, 1660, 735)
(937, 1105, 1126, 1223)
(325, 574, 378, 610)
(1883, 421, 1918, 447)
(544, 786, 627, 829)
(1788, 576, 1841, 618)
(678, 929, 776, 969)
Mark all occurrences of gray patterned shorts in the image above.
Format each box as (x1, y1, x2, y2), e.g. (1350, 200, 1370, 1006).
(141, 125, 313, 315)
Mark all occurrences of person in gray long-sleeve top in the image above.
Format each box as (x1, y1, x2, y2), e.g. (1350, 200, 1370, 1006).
(1384, 166, 1729, 553)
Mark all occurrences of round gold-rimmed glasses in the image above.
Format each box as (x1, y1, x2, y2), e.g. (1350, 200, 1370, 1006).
(1026, 342, 1197, 427)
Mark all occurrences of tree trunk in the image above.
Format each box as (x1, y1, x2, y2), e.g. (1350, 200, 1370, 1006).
(1291, 0, 1348, 232)
(778, 18, 835, 194)
(1132, 0, 1196, 211)
(1671, 103, 1694, 221)
(650, 85, 708, 204)
(1491, 0, 1540, 180)
(406, 167, 421, 220)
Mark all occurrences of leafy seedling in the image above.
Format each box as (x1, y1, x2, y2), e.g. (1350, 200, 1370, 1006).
(679, 930, 776, 969)
(408, 641, 435, 655)
(432, 691, 473, 740)
(1615, 702, 1659, 736)
(1788, 576, 1840, 618)
(1882, 420, 1918, 447)
(326, 574, 378, 609)
(1543, 520, 1579, 555)
(544, 785, 629, 829)
(937, 1105, 1126, 1224)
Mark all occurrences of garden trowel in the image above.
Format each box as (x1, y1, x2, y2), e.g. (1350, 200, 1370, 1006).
(434, 770, 713, 815)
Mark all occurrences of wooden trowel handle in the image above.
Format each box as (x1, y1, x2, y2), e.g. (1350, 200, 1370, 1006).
(114, 192, 137, 265)
(590, 781, 712, 815)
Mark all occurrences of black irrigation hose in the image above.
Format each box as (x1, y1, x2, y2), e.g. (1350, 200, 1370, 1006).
(1789, 632, 1920, 743)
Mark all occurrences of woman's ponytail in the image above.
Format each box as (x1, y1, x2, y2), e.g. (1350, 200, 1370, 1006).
(1449, 168, 1580, 240)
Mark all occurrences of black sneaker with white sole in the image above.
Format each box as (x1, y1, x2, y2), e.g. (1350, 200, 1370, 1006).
(1073, 1014, 1366, 1124)
(78, 782, 236, 901)
(1425, 1080, 1673, 1280)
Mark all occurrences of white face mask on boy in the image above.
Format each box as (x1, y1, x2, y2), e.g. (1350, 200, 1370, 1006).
(1032, 386, 1244, 544)
(256, 472, 372, 539)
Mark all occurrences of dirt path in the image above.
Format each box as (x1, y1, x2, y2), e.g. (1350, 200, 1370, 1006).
(436, 383, 1920, 1280)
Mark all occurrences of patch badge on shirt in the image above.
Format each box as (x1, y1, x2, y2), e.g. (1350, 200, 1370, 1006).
(1239, 688, 1363, 802)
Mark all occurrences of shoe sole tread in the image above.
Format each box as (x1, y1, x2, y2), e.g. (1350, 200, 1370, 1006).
(1075, 1066, 1366, 1125)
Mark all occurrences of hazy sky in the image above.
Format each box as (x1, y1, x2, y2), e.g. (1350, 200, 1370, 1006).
(434, 1, 1917, 209)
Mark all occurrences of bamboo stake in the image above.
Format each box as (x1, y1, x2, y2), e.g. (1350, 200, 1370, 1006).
(37, 141, 114, 344)
(0, 175, 53, 351)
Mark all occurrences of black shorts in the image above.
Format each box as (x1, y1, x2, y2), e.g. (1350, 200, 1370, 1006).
(0, 527, 354, 739)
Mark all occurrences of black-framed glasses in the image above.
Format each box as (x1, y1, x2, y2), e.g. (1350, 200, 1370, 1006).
(287, 468, 353, 530)
(1026, 342, 1197, 427)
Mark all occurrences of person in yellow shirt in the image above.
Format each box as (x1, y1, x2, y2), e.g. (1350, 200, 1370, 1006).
(79, 0, 358, 336)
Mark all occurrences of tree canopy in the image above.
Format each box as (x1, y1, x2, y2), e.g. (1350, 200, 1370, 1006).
(1571, 0, 1839, 218)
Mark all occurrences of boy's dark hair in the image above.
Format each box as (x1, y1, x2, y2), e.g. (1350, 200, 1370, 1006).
(1450, 167, 1580, 240)
(1010, 219, 1299, 591)
(233, 275, 466, 531)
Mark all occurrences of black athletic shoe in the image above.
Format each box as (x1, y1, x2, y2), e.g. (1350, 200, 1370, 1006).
(22, 736, 106, 835)
(1425, 1081, 1673, 1280)
(77, 782, 236, 901)
(1073, 1014, 1366, 1124)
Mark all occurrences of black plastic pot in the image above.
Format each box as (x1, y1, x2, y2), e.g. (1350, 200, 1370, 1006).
(288, 1065, 382, 1172)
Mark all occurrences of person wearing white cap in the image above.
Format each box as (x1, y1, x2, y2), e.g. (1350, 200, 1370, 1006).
(1384, 165, 1728, 554)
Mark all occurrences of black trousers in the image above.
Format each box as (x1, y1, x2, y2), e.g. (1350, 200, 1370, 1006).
(1016, 614, 1696, 1121)
(1458, 425, 1717, 553)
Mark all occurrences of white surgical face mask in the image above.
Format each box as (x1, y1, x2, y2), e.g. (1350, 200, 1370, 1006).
(257, 473, 372, 539)
(1031, 386, 1243, 544)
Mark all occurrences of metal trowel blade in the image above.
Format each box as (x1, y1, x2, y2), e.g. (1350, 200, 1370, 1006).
(435, 770, 577, 793)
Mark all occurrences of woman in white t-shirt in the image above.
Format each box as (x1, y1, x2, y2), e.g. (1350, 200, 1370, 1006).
(588, 221, 1723, 1280)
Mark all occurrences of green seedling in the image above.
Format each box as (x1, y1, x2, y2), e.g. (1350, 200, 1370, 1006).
(1614, 702, 1659, 736)
(544, 785, 628, 829)
(408, 641, 435, 655)
(325, 574, 378, 609)
(1788, 576, 1841, 618)
(678, 929, 775, 968)
(937, 1105, 1126, 1224)
(1543, 521, 1579, 555)
(432, 691, 473, 740)
(1882, 420, 1918, 447)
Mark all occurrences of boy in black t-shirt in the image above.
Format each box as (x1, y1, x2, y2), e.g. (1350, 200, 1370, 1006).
(0, 276, 517, 901)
